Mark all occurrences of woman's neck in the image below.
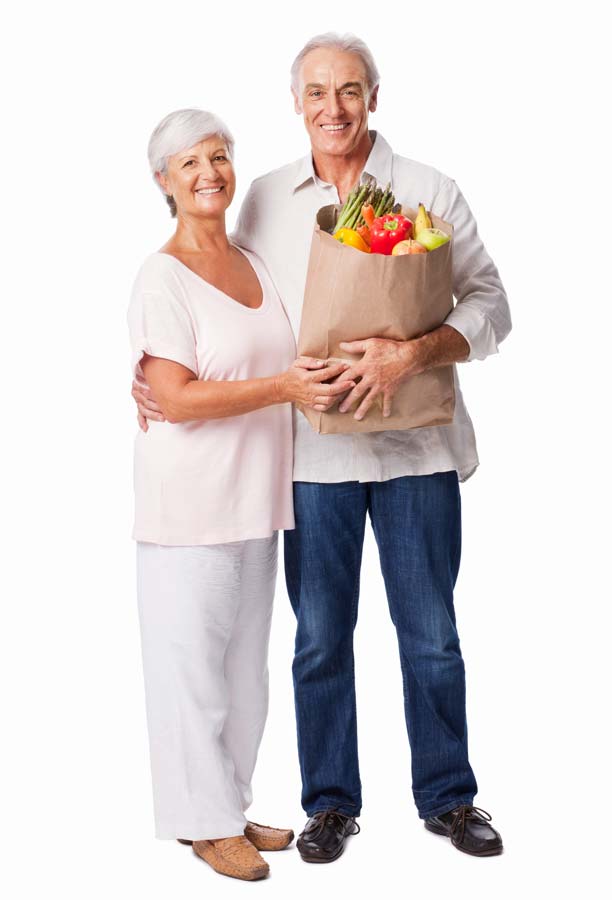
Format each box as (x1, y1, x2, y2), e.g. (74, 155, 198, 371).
(164, 213, 230, 256)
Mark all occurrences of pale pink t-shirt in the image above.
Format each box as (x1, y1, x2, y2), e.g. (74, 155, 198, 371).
(128, 248, 296, 545)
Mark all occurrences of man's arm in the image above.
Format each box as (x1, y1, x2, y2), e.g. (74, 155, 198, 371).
(338, 326, 469, 420)
(338, 178, 510, 419)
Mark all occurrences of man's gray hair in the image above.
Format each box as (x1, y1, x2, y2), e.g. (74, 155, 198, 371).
(147, 108, 235, 217)
(290, 32, 380, 98)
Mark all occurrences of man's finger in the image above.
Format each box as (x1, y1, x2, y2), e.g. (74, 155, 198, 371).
(338, 380, 371, 412)
(137, 403, 165, 422)
(382, 391, 394, 418)
(293, 356, 327, 369)
(339, 340, 369, 354)
(132, 379, 152, 398)
(354, 389, 378, 421)
(139, 396, 164, 414)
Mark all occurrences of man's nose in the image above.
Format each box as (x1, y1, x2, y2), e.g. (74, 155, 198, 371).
(324, 91, 343, 118)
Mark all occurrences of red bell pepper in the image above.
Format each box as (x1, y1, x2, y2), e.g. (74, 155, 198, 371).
(369, 213, 413, 255)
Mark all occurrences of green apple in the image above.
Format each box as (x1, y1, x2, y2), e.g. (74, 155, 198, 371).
(415, 228, 450, 251)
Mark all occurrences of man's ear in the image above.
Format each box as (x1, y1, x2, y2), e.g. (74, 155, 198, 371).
(155, 171, 170, 195)
(368, 85, 379, 113)
(292, 89, 303, 115)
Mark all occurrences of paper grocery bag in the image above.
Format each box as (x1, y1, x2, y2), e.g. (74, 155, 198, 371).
(296, 205, 456, 434)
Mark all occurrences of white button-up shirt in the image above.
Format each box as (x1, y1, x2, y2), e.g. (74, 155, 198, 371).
(233, 132, 511, 483)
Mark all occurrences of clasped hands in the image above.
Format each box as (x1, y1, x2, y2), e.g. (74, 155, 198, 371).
(132, 337, 423, 430)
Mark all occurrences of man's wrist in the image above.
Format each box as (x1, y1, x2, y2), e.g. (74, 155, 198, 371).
(403, 326, 470, 375)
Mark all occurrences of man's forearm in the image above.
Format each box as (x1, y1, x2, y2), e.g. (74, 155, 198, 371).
(403, 324, 470, 376)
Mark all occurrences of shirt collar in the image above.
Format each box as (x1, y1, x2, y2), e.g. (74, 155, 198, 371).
(292, 130, 393, 192)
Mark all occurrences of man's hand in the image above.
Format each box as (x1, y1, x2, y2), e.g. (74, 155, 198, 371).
(132, 379, 165, 432)
(337, 338, 422, 420)
(337, 326, 470, 420)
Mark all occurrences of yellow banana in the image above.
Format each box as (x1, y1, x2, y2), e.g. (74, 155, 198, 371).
(414, 202, 432, 238)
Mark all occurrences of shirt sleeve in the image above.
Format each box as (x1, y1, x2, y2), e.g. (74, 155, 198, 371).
(127, 265, 198, 380)
(432, 177, 512, 362)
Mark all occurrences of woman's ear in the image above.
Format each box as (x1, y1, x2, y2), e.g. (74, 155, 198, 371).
(155, 171, 170, 195)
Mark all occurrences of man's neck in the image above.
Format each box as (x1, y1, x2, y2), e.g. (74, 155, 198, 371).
(311, 131, 374, 203)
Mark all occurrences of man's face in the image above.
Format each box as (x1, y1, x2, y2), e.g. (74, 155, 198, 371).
(294, 47, 378, 158)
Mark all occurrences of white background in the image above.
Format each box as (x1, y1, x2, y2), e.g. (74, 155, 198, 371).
(2, 1, 610, 897)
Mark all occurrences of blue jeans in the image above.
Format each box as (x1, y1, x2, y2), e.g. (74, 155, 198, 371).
(284, 472, 478, 820)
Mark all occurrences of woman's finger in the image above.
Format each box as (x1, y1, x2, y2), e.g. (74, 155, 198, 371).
(137, 412, 149, 433)
(317, 380, 355, 396)
(312, 362, 350, 382)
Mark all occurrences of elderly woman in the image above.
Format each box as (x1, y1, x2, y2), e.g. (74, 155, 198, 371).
(128, 108, 353, 882)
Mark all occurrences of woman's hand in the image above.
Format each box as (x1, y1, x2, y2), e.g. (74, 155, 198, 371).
(276, 357, 356, 411)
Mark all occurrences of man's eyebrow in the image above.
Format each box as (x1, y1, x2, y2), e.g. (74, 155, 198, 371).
(303, 81, 363, 91)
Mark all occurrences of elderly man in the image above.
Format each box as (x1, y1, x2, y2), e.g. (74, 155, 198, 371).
(135, 33, 510, 861)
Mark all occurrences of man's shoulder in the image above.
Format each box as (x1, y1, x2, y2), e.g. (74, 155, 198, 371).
(247, 157, 306, 193)
(392, 150, 453, 193)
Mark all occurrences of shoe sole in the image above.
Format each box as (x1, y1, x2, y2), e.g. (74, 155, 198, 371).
(424, 822, 503, 857)
(297, 843, 346, 864)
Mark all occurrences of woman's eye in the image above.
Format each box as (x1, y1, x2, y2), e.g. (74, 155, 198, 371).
(214, 156, 227, 162)
(183, 160, 195, 167)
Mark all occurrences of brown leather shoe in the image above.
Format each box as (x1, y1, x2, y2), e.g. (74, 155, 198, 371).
(191, 836, 270, 880)
(245, 821, 294, 851)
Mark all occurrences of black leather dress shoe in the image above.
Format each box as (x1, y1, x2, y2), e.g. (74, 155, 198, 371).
(425, 805, 503, 856)
(297, 809, 360, 863)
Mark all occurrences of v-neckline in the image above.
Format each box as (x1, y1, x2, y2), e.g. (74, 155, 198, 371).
(156, 245, 266, 313)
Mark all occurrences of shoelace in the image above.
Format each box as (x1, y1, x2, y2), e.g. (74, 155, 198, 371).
(304, 809, 361, 840)
(448, 805, 492, 847)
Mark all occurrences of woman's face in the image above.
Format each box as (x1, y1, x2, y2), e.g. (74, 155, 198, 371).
(157, 134, 235, 219)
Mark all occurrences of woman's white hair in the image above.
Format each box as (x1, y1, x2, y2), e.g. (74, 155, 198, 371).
(147, 108, 235, 217)
(290, 32, 380, 101)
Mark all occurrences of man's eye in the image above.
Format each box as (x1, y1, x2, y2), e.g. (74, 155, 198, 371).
(310, 91, 323, 98)
(343, 90, 358, 97)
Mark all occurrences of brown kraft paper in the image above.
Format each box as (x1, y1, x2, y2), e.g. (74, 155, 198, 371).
(296, 205, 456, 434)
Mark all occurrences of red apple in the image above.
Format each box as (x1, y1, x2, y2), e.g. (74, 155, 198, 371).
(391, 239, 428, 256)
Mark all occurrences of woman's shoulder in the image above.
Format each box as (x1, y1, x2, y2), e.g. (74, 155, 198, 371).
(131, 252, 187, 298)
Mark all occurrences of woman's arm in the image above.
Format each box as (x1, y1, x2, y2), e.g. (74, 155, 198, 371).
(140, 355, 355, 424)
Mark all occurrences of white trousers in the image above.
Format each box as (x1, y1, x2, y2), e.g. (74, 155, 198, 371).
(136, 534, 277, 840)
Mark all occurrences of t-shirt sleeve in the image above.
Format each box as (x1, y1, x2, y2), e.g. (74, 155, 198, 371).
(127, 263, 198, 380)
